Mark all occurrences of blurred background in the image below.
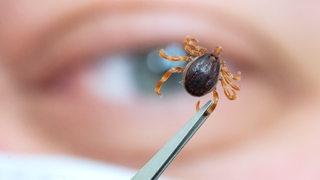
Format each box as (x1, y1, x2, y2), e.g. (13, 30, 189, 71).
(0, 0, 320, 179)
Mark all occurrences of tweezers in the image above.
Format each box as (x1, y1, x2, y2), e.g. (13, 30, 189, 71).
(131, 100, 213, 180)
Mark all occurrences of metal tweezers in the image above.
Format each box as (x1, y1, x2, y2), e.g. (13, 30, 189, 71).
(131, 100, 213, 180)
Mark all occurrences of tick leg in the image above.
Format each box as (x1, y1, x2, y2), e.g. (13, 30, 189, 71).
(196, 90, 219, 114)
(154, 67, 185, 97)
(159, 49, 192, 61)
(221, 61, 241, 81)
(184, 46, 203, 56)
(219, 77, 237, 100)
(222, 74, 240, 91)
(206, 90, 219, 114)
(196, 101, 201, 112)
(185, 36, 207, 52)
(222, 69, 241, 81)
(219, 60, 240, 99)
(184, 36, 208, 56)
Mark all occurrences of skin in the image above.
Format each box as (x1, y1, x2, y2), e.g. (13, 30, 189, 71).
(1, 0, 320, 179)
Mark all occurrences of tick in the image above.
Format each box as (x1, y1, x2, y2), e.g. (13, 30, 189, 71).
(154, 36, 241, 114)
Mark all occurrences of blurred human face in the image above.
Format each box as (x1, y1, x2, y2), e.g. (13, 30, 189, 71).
(1, 0, 320, 179)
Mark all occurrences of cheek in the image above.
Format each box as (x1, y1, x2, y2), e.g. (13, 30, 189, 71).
(27, 64, 282, 166)
(228, 75, 281, 125)
(27, 73, 196, 162)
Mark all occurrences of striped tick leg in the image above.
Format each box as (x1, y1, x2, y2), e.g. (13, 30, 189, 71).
(220, 60, 241, 81)
(219, 77, 237, 100)
(159, 49, 192, 61)
(219, 59, 241, 100)
(154, 67, 185, 97)
(196, 90, 219, 114)
(184, 36, 208, 56)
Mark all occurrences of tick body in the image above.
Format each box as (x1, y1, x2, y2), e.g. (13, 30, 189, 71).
(154, 36, 241, 114)
(183, 54, 221, 97)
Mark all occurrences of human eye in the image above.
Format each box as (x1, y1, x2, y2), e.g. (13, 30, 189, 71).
(85, 43, 189, 102)
(21, 1, 287, 125)
(41, 13, 262, 106)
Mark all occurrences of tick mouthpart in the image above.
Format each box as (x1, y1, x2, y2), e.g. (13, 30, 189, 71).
(213, 46, 223, 57)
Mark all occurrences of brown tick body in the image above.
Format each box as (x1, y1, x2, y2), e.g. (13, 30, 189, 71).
(183, 53, 221, 97)
(154, 36, 241, 114)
